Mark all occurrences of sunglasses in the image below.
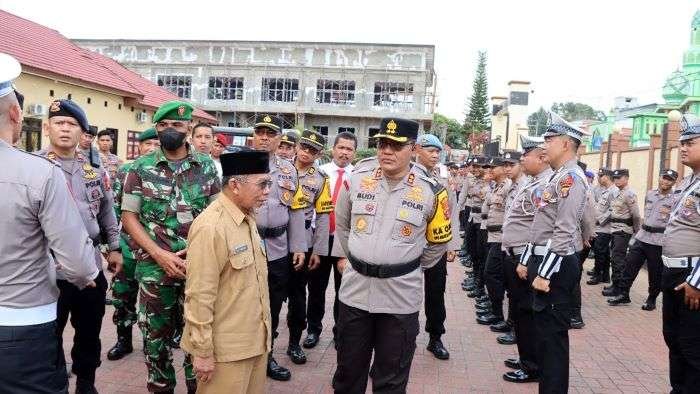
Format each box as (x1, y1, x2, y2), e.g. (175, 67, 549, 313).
(377, 139, 413, 151)
(254, 128, 279, 138)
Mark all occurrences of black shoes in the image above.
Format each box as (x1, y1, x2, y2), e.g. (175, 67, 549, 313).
(642, 296, 657, 311)
(607, 293, 631, 306)
(185, 379, 197, 394)
(497, 331, 516, 345)
(267, 355, 292, 381)
(106, 328, 133, 361)
(586, 269, 596, 276)
(302, 332, 320, 349)
(75, 378, 98, 394)
(569, 316, 585, 329)
(503, 369, 539, 383)
(476, 313, 500, 325)
(489, 320, 510, 333)
(427, 338, 450, 360)
(504, 358, 520, 369)
(587, 276, 610, 285)
(287, 343, 307, 365)
(602, 286, 620, 297)
(475, 294, 490, 303)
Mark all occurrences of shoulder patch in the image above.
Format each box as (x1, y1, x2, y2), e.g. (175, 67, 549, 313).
(558, 174, 574, 198)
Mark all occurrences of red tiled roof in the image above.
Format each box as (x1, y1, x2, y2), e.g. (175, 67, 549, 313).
(0, 10, 215, 122)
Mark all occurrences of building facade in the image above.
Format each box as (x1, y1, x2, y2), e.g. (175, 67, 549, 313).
(490, 81, 531, 151)
(76, 40, 437, 148)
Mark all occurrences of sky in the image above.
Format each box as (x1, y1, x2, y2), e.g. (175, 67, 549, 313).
(1, 0, 698, 121)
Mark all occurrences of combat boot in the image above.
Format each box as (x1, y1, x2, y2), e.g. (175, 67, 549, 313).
(107, 326, 133, 361)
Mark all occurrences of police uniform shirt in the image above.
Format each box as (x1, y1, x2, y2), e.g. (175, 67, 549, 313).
(457, 173, 475, 210)
(256, 156, 307, 261)
(505, 174, 529, 214)
(37, 149, 120, 275)
(485, 178, 512, 243)
(609, 186, 641, 234)
(297, 165, 333, 256)
(468, 177, 486, 223)
(334, 166, 451, 314)
(0, 140, 98, 311)
(502, 168, 554, 249)
(636, 189, 675, 246)
(531, 159, 588, 279)
(579, 190, 597, 248)
(662, 175, 700, 258)
(594, 184, 616, 234)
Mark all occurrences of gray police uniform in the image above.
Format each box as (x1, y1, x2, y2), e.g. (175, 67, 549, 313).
(592, 184, 617, 282)
(527, 158, 588, 392)
(256, 155, 307, 347)
(661, 173, 700, 392)
(609, 185, 641, 289)
(483, 177, 512, 322)
(36, 148, 120, 384)
(0, 139, 99, 393)
(333, 164, 451, 393)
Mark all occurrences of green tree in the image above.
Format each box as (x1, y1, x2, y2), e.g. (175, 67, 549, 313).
(550, 102, 606, 122)
(431, 113, 465, 148)
(464, 51, 490, 134)
(527, 107, 549, 136)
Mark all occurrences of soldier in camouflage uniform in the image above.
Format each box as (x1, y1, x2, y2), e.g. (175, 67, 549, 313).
(107, 128, 160, 361)
(121, 101, 221, 394)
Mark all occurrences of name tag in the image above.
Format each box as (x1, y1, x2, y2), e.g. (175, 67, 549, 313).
(233, 244, 248, 255)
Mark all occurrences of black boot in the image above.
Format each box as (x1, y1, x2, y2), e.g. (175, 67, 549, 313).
(287, 343, 307, 365)
(185, 379, 197, 394)
(586, 276, 603, 285)
(608, 292, 631, 306)
(267, 353, 291, 381)
(602, 285, 620, 297)
(641, 295, 657, 311)
(75, 375, 98, 394)
(107, 326, 133, 361)
(497, 331, 516, 345)
(426, 336, 450, 360)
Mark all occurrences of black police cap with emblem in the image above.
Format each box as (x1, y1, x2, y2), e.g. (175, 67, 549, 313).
(220, 148, 270, 176)
(542, 111, 590, 142)
(598, 168, 613, 177)
(279, 131, 298, 146)
(503, 151, 522, 163)
(612, 168, 629, 178)
(48, 99, 89, 132)
(488, 156, 505, 167)
(679, 113, 700, 142)
(661, 168, 678, 181)
(300, 129, 326, 151)
(254, 114, 283, 133)
(373, 118, 419, 143)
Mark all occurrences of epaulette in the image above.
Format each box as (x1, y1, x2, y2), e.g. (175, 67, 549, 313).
(26, 151, 59, 167)
(352, 156, 378, 173)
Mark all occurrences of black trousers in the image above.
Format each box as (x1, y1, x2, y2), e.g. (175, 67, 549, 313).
(287, 252, 312, 344)
(572, 247, 590, 316)
(618, 241, 663, 298)
(592, 232, 612, 280)
(0, 321, 68, 393)
(332, 302, 419, 394)
(424, 253, 448, 337)
(662, 267, 700, 393)
(484, 243, 506, 321)
(56, 271, 108, 382)
(505, 252, 538, 375)
(610, 231, 632, 288)
(470, 225, 488, 287)
(306, 249, 342, 338)
(464, 218, 479, 260)
(528, 254, 580, 394)
(268, 256, 291, 344)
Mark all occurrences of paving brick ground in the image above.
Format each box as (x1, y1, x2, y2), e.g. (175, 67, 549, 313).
(64, 257, 670, 393)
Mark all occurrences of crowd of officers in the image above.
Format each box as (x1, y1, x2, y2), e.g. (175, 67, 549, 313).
(2, 50, 700, 394)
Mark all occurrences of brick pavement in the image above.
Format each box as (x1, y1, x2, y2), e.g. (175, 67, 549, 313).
(63, 258, 670, 393)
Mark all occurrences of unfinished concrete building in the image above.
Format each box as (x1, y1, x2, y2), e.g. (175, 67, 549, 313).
(75, 39, 437, 148)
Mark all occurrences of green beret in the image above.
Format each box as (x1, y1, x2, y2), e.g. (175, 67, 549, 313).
(138, 127, 157, 142)
(152, 100, 194, 123)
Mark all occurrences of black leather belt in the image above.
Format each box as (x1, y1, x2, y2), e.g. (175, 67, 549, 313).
(257, 225, 288, 239)
(486, 225, 502, 232)
(642, 224, 665, 234)
(305, 219, 312, 229)
(610, 218, 633, 225)
(348, 254, 421, 278)
(471, 206, 482, 213)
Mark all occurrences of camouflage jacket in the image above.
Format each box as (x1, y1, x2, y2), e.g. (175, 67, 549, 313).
(121, 146, 221, 284)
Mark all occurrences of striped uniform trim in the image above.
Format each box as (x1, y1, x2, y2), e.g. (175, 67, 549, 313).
(687, 262, 700, 290)
(519, 243, 532, 266)
(537, 250, 563, 280)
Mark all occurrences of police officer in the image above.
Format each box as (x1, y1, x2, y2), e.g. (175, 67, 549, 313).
(121, 100, 221, 394)
(288, 129, 333, 364)
(661, 113, 700, 392)
(525, 112, 589, 392)
(332, 118, 451, 393)
(608, 169, 678, 309)
(603, 169, 642, 297)
(502, 135, 551, 383)
(479, 157, 512, 331)
(0, 53, 99, 394)
(106, 128, 160, 361)
(38, 99, 122, 394)
(276, 131, 298, 161)
(415, 134, 461, 360)
(249, 114, 307, 381)
(464, 158, 488, 297)
(457, 158, 475, 260)
(587, 168, 615, 285)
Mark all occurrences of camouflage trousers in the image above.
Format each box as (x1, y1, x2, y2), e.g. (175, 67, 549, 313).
(137, 272, 194, 392)
(111, 255, 138, 329)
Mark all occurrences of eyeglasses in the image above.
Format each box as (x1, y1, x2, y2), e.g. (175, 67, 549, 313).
(254, 128, 279, 138)
(377, 139, 413, 151)
(298, 144, 320, 155)
(250, 179, 273, 190)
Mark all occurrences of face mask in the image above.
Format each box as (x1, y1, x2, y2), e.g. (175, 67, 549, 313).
(158, 127, 186, 151)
